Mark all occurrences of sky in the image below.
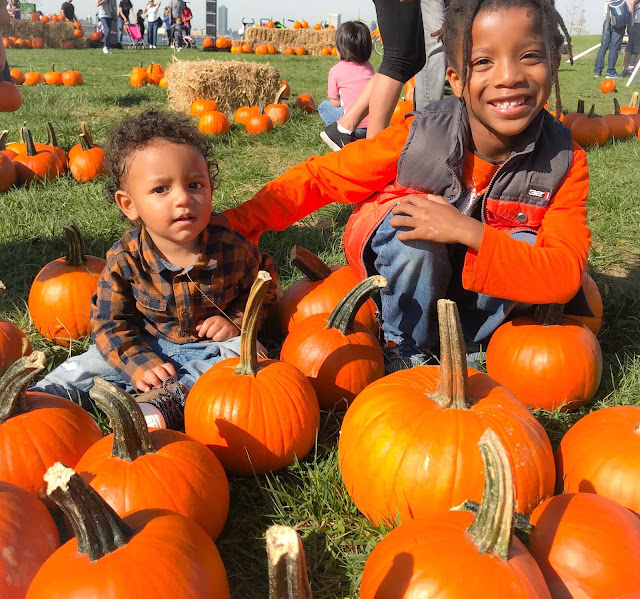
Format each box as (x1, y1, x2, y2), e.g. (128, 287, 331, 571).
(35, 0, 606, 35)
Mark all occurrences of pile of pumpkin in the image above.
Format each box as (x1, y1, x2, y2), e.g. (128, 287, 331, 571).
(0, 122, 106, 190)
(2, 36, 46, 49)
(8, 64, 83, 86)
(129, 62, 168, 87)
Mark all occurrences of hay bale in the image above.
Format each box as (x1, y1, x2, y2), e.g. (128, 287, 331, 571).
(0, 20, 88, 48)
(245, 26, 336, 55)
(166, 58, 283, 114)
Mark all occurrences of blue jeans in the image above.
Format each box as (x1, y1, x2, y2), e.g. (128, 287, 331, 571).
(414, 0, 445, 110)
(31, 335, 242, 408)
(367, 210, 533, 350)
(2, 59, 10, 81)
(118, 16, 126, 43)
(595, 19, 625, 75)
(99, 17, 112, 48)
(317, 101, 367, 136)
(147, 19, 158, 45)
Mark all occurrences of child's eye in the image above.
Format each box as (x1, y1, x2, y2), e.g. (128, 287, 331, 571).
(189, 182, 203, 189)
(522, 52, 544, 62)
(153, 186, 167, 194)
(472, 58, 492, 67)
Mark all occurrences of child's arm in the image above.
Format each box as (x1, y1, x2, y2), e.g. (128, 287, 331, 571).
(327, 66, 341, 106)
(222, 118, 412, 244)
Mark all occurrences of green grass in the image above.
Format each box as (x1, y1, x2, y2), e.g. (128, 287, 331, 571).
(1, 39, 639, 597)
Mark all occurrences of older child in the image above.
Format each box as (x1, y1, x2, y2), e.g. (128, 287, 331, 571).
(318, 21, 374, 142)
(219, 0, 591, 373)
(33, 109, 277, 427)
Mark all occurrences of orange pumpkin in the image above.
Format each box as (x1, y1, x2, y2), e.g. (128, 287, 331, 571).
(90, 31, 104, 42)
(601, 98, 635, 140)
(314, 23, 322, 30)
(320, 47, 331, 56)
(146, 62, 164, 76)
(24, 69, 43, 85)
(0, 353, 103, 502)
(3, 38, 14, 48)
(26, 463, 231, 599)
(267, 44, 276, 54)
(284, 46, 295, 55)
(0, 153, 16, 192)
(44, 121, 68, 170)
(556, 405, 640, 516)
(255, 44, 268, 55)
(331, 47, 338, 56)
(0, 70, 22, 111)
(245, 113, 274, 134)
(68, 121, 100, 162)
(600, 77, 616, 94)
(233, 105, 260, 125)
(281, 79, 290, 97)
(620, 91, 639, 114)
(230, 44, 242, 54)
(0, 284, 30, 372)
(562, 99, 587, 129)
(571, 104, 609, 148)
(72, 20, 82, 28)
(264, 102, 291, 125)
(241, 43, 252, 53)
(73, 28, 84, 38)
(199, 110, 230, 135)
(185, 272, 320, 476)
(339, 300, 555, 526)
(280, 276, 386, 410)
(75, 378, 230, 540)
(145, 72, 161, 85)
(69, 133, 107, 182)
(486, 304, 602, 412)
(129, 70, 146, 87)
(190, 98, 218, 117)
(203, 36, 214, 48)
(265, 20, 274, 28)
(9, 68, 24, 85)
(43, 63, 63, 85)
(360, 431, 551, 599)
(159, 75, 168, 87)
(62, 67, 83, 85)
(295, 45, 305, 55)
(294, 93, 317, 113)
(31, 37, 45, 49)
(301, 20, 308, 28)
(30, 11, 40, 21)
(28, 222, 106, 346)
(390, 99, 413, 124)
(12, 127, 62, 185)
(293, 20, 302, 29)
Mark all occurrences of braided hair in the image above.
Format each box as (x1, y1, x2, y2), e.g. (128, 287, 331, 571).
(441, 0, 572, 118)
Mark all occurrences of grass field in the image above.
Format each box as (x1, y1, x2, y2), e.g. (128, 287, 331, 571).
(1, 36, 639, 597)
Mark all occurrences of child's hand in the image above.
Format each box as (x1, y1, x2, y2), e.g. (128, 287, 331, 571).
(195, 316, 240, 341)
(390, 194, 484, 251)
(136, 362, 177, 392)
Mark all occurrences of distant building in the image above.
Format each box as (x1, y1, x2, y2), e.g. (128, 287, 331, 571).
(328, 13, 341, 28)
(218, 5, 227, 36)
(205, 0, 217, 38)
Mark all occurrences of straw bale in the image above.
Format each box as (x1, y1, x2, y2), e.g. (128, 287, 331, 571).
(166, 59, 283, 114)
(0, 20, 88, 48)
(244, 26, 336, 55)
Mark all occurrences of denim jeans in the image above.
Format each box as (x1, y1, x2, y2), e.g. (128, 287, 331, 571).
(367, 209, 533, 350)
(99, 17, 112, 48)
(317, 101, 367, 136)
(414, 0, 446, 110)
(2, 59, 10, 81)
(31, 335, 242, 408)
(595, 18, 626, 75)
(118, 16, 126, 43)
(147, 19, 158, 45)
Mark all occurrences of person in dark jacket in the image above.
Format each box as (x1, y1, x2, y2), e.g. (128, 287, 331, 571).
(61, 0, 76, 21)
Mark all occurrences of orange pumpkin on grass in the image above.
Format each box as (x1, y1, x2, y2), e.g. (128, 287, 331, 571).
(561, 99, 586, 129)
(69, 133, 107, 181)
(199, 110, 230, 135)
(0, 153, 16, 191)
(0, 283, 30, 373)
(190, 98, 218, 117)
(12, 127, 62, 185)
(9, 68, 25, 85)
(267, 44, 276, 54)
(284, 46, 295, 55)
(570, 104, 609, 148)
(601, 97, 635, 140)
(294, 93, 317, 113)
(202, 36, 214, 48)
(43, 63, 63, 85)
(146, 62, 164, 76)
(265, 102, 291, 125)
(233, 105, 260, 125)
(44, 121, 68, 170)
(295, 45, 305, 55)
(600, 77, 616, 94)
(255, 44, 268, 55)
(0, 69, 21, 112)
(28, 222, 106, 346)
(245, 113, 274, 134)
(68, 121, 101, 162)
(31, 37, 45, 49)
(339, 299, 555, 526)
(61, 67, 83, 85)
(241, 43, 252, 53)
(24, 68, 43, 86)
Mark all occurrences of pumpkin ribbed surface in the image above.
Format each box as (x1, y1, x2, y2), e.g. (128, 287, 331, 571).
(0, 319, 30, 374)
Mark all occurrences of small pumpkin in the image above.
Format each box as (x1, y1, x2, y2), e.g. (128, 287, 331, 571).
(295, 45, 305, 55)
(314, 23, 322, 30)
(68, 121, 101, 162)
(0, 152, 16, 191)
(241, 43, 252, 53)
(28, 222, 106, 346)
(301, 20, 308, 28)
(202, 36, 214, 48)
(30, 11, 40, 21)
(233, 105, 260, 125)
(61, 67, 83, 86)
(146, 62, 164, 76)
(293, 20, 302, 29)
(145, 72, 161, 85)
(620, 91, 639, 114)
(43, 63, 63, 85)
(571, 104, 609, 148)
(281, 79, 290, 97)
(44, 121, 68, 170)
(320, 47, 331, 56)
(600, 77, 616, 94)
(267, 44, 276, 54)
(73, 27, 84, 38)
(159, 75, 168, 87)
(294, 93, 317, 113)
(23, 68, 43, 86)
(0, 68, 22, 112)
(9, 68, 25, 85)
(190, 98, 218, 117)
(284, 46, 295, 56)
(255, 44, 268, 55)
(245, 113, 274, 135)
(129, 70, 146, 87)
(31, 37, 45, 49)
(0, 283, 30, 372)
(26, 463, 231, 599)
(199, 110, 230, 135)
(11, 126, 62, 185)
(69, 133, 107, 182)
(601, 97, 635, 140)
(561, 99, 586, 129)
(265, 102, 291, 125)
(90, 31, 104, 42)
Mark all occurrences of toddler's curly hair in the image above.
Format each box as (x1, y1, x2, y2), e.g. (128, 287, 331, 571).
(104, 108, 219, 206)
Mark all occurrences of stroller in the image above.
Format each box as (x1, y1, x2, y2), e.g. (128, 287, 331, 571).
(125, 23, 145, 50)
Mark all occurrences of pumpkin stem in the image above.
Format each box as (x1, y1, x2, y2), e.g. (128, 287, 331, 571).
(290, 246, 332, 281)
(0, 351, 46, 423)
(44, 462, 133, 561)
(576, 99, 584, 114)
(80, 121, 94, 147)
(22, 126, 37, 156)
(326, 276, 386, 334)
(89, 378, 155, 461)
(533, 303, 565, 326)
(451, 499, 532, 537)
(274, 83, 288, 105)
(234, 271, 272, 376)
(613, 98, 622, 116)
(78, 133, 92, 152)
(630, 92, 638, 109)
(266, 525, 313, 599)
(63, 221, 88, 267)
(428, 299, 469, 410)
(0, 130, 9, 150)
(46, 121, 59, 147)
(466, 429, 514, 561)
(587, 104, 597, 119)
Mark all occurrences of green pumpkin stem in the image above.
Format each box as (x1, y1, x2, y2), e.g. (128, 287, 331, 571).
(326, 275, 386, 334)
(613, 98, 622, 116)
(63, 221, 88, 267)
(44, 462, 133, 561)
(533, 303, 565, 326)
(266, 525, 313, 599)
(89, 378, 155, 461)
(0, 352, 46, 422)
(428, 299, 469, 410)
(235, 271, 272, 376)
(467, 429, 514, 561)
(23, 126, 37, 156)
(46, 121, 59, 147)
(78, 133, 92, 152)
(80, 121, 94, 147)
(290, 246, 332, 281)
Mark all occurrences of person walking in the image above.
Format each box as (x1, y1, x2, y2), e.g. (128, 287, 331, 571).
(97, 0, 116, 53)
(163, 6, 172, 46)
(143, 0, 161, 48)
(118, 0, 134, 44)
(181, 1, 191, 36)
(622, 0, 640, 75)
(594, 0, 633, 78)
(61, 0, 76, 22)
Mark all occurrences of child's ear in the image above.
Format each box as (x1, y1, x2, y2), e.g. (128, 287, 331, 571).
(447, 65, 464, 99)
(114, 189, 139, 222)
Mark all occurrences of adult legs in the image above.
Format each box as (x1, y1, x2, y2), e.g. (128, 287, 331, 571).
(607, 25, 626, 74)
(99, 17, 112, 49)
(594, 19, 612, 75)
(414, 0, 445, 111)
(118, 16, 125, 43)
(147, 20, 156, 45)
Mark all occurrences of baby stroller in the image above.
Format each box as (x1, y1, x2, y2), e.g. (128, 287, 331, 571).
(125, 23, 145, 50)
(182, 33, 195, 48)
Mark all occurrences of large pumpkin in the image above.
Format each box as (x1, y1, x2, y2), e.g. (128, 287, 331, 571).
(486, 303, 603, 412)
(280, 276, 386, 410)
(28, 222, 106, 346)
(601, 98, 635, 140)
(75, 378, 230, 540)
(528, 493, 640, 599)
(0, 353, 103, 502)
(185, 271, 320, 476)
(26, 463, 231, 599)
(556, 405, 640, 515)
(279, 246, 378, 335)
(571, 104, 609, 148)
(339, 300, 555, 525)
(360, 430, 551, 599)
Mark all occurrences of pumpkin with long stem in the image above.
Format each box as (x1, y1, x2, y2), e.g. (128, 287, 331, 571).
(26, 463, 231, 599)
(0, 67, 22, 112)
(69, 133, 107, 181)
(68, 121, 100, 162)
(561, 99, 586, 129)
(528, 492, 640, 598)
(360, 430, 551, 599)
(45, 121, 68, 169)
(185, 271, 320, 476)
(601, 98, 635, 140)
(43, 64, 63, 86)
(486, 303, 602, 412)
(0, 352, 102, 502)
(556, 405, 640, 515)
(28, 222, 106, 346)
(265, 84, 292, 125)
(75, 378, 230, 540)
(339, 299, 555, 525)
(570, 104, 609, 148)
(0, 481, 60, 599)
(23, 68, 43, 86)
(0, 282, 31, 374)
(280, 276, 386, 410)
(12, 126, 62, 185)
(280, 246, 379, 335)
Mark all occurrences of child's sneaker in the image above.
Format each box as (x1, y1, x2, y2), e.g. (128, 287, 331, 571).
(320, 122, 360, 152)
(605, 72, 621, 78)
(382, 341, 433, 374)
(136, 377, 187, 431)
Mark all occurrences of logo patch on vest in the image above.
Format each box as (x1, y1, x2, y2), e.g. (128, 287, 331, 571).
(527, 186, 550, 200)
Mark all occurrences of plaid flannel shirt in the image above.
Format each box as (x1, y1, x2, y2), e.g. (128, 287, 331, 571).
(91, 218, 277, 386)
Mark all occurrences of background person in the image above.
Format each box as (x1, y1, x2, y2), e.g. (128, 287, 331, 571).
(594, 0, 633, 77)
(96, 0, 115, 53)
(136, 8, 145, 39)
(1, 0, 11, 79)
(118, 0, 134, 44)
(622, 0, 640, 75)
(181, 1, 191, 35)
(8, 0, 19, 19)
(61, 0, 76, 22)
(143, 0, 161, 47)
